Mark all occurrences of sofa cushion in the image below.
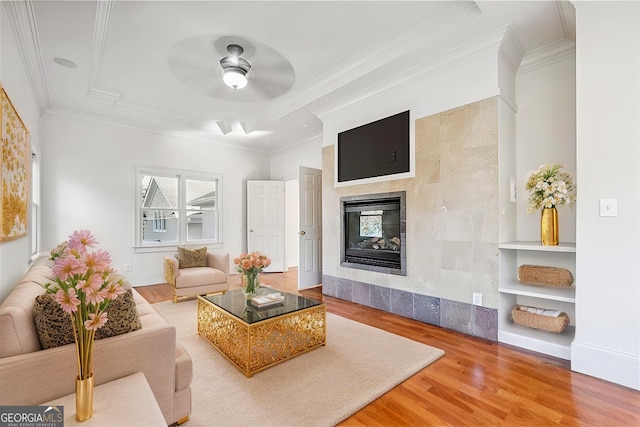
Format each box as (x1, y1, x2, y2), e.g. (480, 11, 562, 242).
(177, 246, 207, 269)
(175, 343, 193, 391)
(33, 289, 142, 350)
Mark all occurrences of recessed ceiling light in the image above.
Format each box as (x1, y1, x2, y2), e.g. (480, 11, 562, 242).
(264, 140, 271, 144)
(53, 57, 78, 68)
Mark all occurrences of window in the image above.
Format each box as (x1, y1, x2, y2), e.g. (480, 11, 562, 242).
(30, 149, 41, 259)
(153, 211, 167, 232)
(136, 168, 222, 248)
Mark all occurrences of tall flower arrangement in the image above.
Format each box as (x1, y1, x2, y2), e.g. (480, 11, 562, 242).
(525, 164, 576, 214)
(233, 252, 271, 297)
(44, 230, 125, 381)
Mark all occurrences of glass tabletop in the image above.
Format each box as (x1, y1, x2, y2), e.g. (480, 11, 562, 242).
(201, 288, 323, 324)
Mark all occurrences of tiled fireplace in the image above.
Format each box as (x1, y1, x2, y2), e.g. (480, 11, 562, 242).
(322, 97, 500, 342)
(340, 191, 406, 275)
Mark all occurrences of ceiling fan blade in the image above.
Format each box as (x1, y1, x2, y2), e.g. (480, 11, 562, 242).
(168, 33, 296, 102)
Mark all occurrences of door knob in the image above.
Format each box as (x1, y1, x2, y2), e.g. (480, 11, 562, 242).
(249, 229, 254, 232)
(299, 230, 306, 235)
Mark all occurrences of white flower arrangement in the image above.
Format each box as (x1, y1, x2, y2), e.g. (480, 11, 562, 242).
(525, 164, 576, 214)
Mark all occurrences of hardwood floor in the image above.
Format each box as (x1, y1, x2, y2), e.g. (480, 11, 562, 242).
(136, 269, 640, 426)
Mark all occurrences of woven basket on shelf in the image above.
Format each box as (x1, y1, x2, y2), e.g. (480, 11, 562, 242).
(511, 305, 570, 333)
(518, 264, 574, 287)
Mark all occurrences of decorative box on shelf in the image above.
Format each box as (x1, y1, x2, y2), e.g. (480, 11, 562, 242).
(517, 264, 574, 288)
(511, 304, 570, 333)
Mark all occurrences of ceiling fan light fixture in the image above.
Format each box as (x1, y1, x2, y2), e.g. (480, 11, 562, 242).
(222, 68, 248, 90)
(220, 44, 251, 90)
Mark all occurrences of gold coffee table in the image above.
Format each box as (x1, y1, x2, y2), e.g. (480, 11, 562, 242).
(197, 289, 326, 377)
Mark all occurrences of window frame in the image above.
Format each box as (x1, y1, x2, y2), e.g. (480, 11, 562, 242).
(134, 167, 223, 251)
(29, 146, 41, 261)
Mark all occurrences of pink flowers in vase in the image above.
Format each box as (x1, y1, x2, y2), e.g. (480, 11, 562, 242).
(233, 251, 272, 275)
(43, 230, 125, 380)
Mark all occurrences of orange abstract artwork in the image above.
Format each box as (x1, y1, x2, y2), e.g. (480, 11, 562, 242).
(1, 88, 29, 241)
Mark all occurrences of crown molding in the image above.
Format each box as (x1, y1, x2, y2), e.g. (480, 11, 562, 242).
(269, 132, 322, 155)
(41, 106, 272, 152)
(87, 0, 117, 100)
(557, 1, 576, 42)
(115, 101, 201, 128)
(498, 26, 525, 74)
(316, 25, 511, 121)
(518, 38, 575, 75)
(2, 0, 51, 115)
(246, 1, 481, 133)
(87, 85, 122, 105)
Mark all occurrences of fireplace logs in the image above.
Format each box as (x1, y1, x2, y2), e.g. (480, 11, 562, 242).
(358, 236, 401, 251)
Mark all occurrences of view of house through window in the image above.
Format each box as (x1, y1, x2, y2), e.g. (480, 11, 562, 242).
(137, 168, 221, 247)
(359, 210, 383, 237)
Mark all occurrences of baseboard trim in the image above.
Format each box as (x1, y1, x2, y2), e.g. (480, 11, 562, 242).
(571, 340, 640, 390)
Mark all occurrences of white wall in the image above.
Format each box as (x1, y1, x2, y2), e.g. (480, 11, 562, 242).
(39, 119, 271, 286)
(270, 136, 322, 180)
(572, 1, 640, 390)
(0, 6, 43, 301)
(516, 56, 577, 242)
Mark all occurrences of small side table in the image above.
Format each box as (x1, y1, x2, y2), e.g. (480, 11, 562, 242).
(41, 372, 166, 426)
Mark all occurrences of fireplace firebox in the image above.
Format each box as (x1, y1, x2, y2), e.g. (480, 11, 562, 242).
(340, 192, 406, 275)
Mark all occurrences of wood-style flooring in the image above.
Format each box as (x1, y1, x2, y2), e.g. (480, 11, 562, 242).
(136, 268, 640, 426)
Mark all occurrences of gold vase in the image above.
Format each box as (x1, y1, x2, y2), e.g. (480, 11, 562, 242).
(541, 207, 559, 246)
(75, 373, 94, 421)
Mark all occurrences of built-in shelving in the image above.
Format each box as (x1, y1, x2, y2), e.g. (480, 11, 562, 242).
(499, 323, 575, 360)
(499, 279, 575, 303)
(498, 240, 576, 360)
(499, 241, 576, 252)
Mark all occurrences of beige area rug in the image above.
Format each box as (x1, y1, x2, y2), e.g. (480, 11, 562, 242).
(153, 299, 444, 427)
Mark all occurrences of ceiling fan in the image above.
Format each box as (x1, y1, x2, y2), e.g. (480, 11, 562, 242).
(168, 35, 295, 103)
(219, 44, 252, 90)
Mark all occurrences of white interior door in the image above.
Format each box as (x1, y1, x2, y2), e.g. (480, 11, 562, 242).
(298, 167, 322, 289)
(247, 180, 286, 272)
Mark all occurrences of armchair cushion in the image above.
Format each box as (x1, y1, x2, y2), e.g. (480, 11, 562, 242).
(177, 246, 207, 268)
(176, 267, 227, 289)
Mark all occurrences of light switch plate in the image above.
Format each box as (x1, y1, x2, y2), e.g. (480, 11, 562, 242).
(600, 198, 618, 217)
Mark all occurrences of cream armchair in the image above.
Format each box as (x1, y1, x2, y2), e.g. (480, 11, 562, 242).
(164, 251, 230, 303)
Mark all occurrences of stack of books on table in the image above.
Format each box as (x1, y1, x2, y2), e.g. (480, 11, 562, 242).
(250, 293, 285, 308)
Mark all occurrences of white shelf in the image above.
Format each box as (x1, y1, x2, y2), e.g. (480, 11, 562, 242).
(499, 323, 574, 360)
(499, 241, 576, 253)
(498, 240, 576, 360)
(499, 279, 575, 303)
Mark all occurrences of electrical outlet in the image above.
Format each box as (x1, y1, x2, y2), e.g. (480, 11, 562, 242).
(472, 292, 482, 306)
(124, 263, 132, 272)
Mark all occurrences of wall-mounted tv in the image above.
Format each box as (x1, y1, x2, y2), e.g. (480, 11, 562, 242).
(337, 110, 410, 183)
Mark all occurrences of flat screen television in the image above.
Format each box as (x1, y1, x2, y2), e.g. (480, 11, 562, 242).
(337, 110, 410, 183)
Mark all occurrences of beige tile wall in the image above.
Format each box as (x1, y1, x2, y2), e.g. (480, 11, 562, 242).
(322, 96, 499, 308)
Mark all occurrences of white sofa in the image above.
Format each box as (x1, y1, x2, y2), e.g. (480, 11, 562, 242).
(0, 261, 192, 425)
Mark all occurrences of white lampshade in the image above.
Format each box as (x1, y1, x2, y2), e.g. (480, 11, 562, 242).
(223, 69, 248, 90)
